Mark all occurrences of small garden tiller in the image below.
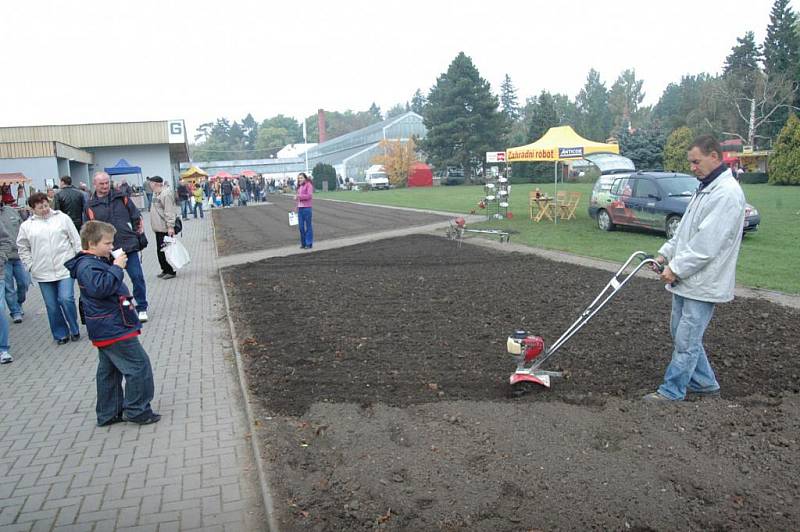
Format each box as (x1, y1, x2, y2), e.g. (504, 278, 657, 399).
(506, 251, 664, 395)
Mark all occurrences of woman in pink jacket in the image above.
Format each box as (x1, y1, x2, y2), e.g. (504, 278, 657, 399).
(295, 173, 314, 249)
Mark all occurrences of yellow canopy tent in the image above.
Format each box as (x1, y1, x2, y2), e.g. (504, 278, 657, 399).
(180, 166, 208, 183)
(506, 126, 620, 222)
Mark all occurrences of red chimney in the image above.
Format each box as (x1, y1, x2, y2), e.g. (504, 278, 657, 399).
(317, 109, 327, 143)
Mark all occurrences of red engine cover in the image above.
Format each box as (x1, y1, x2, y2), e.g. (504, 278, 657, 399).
(455, 217, 466, 227)
(522, 335, 544, 362)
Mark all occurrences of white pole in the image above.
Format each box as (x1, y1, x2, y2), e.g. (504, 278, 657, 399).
(554, 160, 558, 224)
(303, 118, 309, 176)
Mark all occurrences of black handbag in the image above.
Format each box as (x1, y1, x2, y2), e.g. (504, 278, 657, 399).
(137, 232, 149, 250)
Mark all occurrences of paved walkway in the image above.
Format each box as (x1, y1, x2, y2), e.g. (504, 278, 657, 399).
(0, 215, 265, 531)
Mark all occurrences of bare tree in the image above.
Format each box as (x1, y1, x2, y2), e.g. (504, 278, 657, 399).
(716, 72, 798, 146)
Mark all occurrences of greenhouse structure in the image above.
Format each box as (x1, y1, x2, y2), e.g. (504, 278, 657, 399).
(304, 111, 426, 183)
(184, 111, 426, 184)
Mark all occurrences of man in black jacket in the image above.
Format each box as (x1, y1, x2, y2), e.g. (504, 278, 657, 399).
(176, 179, 191, 219)
(53, 176, 85, 231)
(84, 172, 149, 322)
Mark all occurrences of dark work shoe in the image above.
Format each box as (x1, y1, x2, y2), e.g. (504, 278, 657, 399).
(97, 414, 125, 427)
(125, 413, 161, 425)
(70, 334, 81, 342)
(56, 338, 69, 345)
(157, 272, 167, 278)
(162, 273, 176, 280)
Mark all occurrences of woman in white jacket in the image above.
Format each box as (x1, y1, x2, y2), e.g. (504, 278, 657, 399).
(16, 192, 82, 344)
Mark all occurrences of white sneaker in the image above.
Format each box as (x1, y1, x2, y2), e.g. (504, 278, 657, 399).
(138, 311, 149, 323)
(0, 351, 12, 364)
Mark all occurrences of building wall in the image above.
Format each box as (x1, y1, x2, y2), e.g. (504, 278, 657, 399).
(69, 161, 90, 184)
(57, 157, 70, 178)
(0, 157, 59, 191)
(88, 145, 173, 188)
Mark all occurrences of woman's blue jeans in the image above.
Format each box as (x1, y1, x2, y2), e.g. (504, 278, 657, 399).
(96, 337, 155, 425)
(658, 294, 719, 400)
(298, 207, 313, 247)
(38, 278, 80, 340)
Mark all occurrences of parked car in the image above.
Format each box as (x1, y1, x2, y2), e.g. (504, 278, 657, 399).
(585, 153, 636, 220)
(441, 166, 465, 186)
(590, 171, 760, 238)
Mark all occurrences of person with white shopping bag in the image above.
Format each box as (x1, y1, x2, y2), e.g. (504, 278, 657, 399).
(295, 172, 314, 249)
(147, 177, 180, 279)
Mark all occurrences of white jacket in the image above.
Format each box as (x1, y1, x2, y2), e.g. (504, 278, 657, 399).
(17, 210, 82, 282)
(658, 169, 745, 303)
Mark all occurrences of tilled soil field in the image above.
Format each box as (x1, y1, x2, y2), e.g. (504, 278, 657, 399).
(223, 235, 800, 531)
(212, 195, 449, 256)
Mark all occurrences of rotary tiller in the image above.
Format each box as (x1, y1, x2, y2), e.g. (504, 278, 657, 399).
(446, 217, 511, 247)
(507, 251, 664, 396)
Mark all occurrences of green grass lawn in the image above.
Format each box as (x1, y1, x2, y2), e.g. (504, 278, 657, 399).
(318, 182, 800, 294)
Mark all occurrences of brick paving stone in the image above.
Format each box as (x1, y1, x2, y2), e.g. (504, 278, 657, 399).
(0, 216, 265, 529)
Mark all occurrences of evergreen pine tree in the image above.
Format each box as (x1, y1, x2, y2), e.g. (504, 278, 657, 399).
(768, 113, 800, 184)
(575, 69, 612, 141)
(411, 89, 426, 114)
(609, 69, 645, 132)
(763, 0, 800, 77)
(420, 52, 507, 180)
(500, 74, 520, 121)
(724, 32, 762, 74)
(662, 127, 694, 173)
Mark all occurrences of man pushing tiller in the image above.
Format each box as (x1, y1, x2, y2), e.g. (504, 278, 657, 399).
(506, 135, 745, 402)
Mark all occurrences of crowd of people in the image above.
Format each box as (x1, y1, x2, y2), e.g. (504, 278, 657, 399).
(161, 174, 287, 216)
(0, 171, 182, 425)
(1, 168, 316, 426)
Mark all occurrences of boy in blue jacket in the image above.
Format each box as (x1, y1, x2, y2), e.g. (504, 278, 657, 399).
(65, 221, 160, 426)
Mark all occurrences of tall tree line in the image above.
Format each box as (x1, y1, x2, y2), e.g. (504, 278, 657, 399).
(192, 1, 800, 176)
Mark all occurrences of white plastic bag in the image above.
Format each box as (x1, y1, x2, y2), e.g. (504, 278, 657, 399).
(163, 236, 191, 270)
(288, 211, 298, 226)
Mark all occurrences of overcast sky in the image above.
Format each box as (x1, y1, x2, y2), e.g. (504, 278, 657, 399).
(0, 0, 786, 138)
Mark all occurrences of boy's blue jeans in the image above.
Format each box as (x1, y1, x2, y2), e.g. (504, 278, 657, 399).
(96, 337, 155, 425)
(658, 294, 719, 400)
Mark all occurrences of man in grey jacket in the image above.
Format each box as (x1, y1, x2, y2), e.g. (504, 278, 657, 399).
(645, 135, 746, 402)
(147, 176, 178, 279)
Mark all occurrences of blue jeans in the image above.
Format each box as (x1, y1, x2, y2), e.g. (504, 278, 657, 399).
(298, 207, 313, 247)
(38, 278, 80, 340)
(223, 193, 232, 207)
(5, 259, 29, 318)
(658, 294, 719, 400)
(96, 337, 155, 425)
(125, 251, 147, 312)
(193, 200, 204, 218)
(180, 199, 190, 218)
(0, 278, 8, 353)
(145, 192, 153, 211)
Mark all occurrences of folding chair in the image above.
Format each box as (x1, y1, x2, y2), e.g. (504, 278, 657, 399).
(559, 192, 581, 220)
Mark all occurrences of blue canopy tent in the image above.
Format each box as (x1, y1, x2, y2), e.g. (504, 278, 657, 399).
(104, 159, 145, 207)
(104, 158, 142, 182)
